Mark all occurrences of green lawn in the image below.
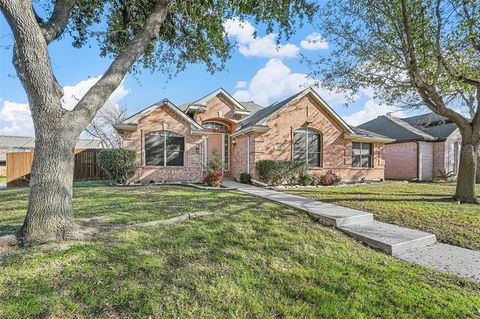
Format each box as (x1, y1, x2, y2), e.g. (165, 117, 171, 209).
(0, 182, 479, 318)
(285, 182, 480, 251)
(0, 176, 5, 184)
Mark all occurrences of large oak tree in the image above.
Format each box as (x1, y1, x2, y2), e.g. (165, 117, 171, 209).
(307, 0, 480, 203)
(0, 0, 317, 245)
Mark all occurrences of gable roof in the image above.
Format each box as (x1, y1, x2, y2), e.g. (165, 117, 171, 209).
(402, 113, 448, 126)
(118, 99, 204, 130)
(182, 88, 248, 114)
(118, 88, 390, 142)
(237, 87, 355, 134)
(239, 101, 264, 114)
(358, 112, 458, 142)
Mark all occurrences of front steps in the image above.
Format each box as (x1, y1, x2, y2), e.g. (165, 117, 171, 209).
(339, 220, 437, 256)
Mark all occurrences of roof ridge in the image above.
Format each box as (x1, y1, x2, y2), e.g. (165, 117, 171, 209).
(385, 115, 436, 140)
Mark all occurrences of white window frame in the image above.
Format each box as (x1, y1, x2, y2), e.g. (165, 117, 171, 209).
(293, 128, 322, 168)
(352, 142, 373, 168)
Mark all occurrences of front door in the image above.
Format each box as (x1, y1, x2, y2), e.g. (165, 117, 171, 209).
(204, 133, 229, 172)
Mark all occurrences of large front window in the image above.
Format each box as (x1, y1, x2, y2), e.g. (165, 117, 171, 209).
(145, 131, 184, 166)
(352, 142, 372, 168)
(293, 128, 321, 167)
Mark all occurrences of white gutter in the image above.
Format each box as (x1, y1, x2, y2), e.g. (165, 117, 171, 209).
(247, 134, 250, 174)
(344, 133, 396, 144)
(231, 125, 270, 138)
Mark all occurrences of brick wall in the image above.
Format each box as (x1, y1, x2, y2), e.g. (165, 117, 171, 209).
(246, 95, 386, 182)
(123, 105, 204, 182)
(385, 142, 418, 180)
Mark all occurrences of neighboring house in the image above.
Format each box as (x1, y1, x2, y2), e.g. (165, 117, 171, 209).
(0, 135, 104, 177)
(358, 113, 462, 181)
(114, 87, 393, 183)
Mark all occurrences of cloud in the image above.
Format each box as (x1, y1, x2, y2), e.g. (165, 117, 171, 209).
(0, 76, 129, 137)
(62, 76, 129, 110)
(235, 81, 247, 89)
(0, 101, 33, 136)
(344, 99, 405, 126)
(224, 18, 300, 58)
(300, 32, 328, 50)
(233, 58, 352, 107)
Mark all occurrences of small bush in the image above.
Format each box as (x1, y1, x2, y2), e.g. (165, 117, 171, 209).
(203, 171, 224, 187)
(97, 149, 137, 185)
(256, 160, 307, 186)
(206, 149, 224, 172)
(298, 173, 314, 186)
(318, 170, 342, 186)
(239, 172, 252, 184)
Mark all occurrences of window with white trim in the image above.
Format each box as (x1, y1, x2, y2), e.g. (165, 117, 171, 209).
(293, 128, 322, 167)
(145, 131, 184, 166)
(352, 142, 372, 168)
(203, 122, 229, 132)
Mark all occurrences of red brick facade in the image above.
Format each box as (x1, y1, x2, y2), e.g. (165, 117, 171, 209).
(118, 89, 389, 183)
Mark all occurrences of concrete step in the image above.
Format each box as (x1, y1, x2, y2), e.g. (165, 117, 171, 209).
(397, 243, 480, 282)
(338, 221, 437, 256)
(223, 181, 373, 227)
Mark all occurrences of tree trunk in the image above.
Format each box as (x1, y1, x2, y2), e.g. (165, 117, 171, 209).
(17, 132, 85, 245)
(454, 142, 478, 203)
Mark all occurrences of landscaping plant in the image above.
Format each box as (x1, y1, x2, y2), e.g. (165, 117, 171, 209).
(318, 171, 342, 186)
(256, 160, 307, 186)
(97, 149, 137, 185)
(239, 172, 252, 184)
(203, 150, 224, 187)
(203, 171, 224, 187)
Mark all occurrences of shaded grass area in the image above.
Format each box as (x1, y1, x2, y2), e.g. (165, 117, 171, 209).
(0, 181, 238, 236)
(285, 182, 480, 251)
(0, 184, 479, 318)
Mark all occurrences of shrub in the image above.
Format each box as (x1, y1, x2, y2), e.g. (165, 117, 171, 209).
(239, 172, 252, 184)
(203, 171, 224, 187)
(256, 160, 307, 186)
(206, 149, 224, 172)
(97, 149, 137, 185)
(318, 170, 342, 186)
(298, 173, 314, 186)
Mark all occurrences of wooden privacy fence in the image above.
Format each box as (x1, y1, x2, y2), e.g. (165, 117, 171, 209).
(6, 149, 108, 187)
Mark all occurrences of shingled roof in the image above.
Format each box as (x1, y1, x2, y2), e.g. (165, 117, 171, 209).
(358, 112, 458, 142)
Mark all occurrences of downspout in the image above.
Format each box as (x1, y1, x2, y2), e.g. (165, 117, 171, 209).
(247, 134, 250, 174)
(416, 141, 420, 181)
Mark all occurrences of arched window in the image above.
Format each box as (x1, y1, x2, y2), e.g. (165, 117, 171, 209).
(293, 128, 322, 167)
(203, 122, 229, 132)
(145, 131, 184, 166)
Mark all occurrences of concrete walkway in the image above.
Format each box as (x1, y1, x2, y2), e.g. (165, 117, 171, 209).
(223, 180, 480, 282)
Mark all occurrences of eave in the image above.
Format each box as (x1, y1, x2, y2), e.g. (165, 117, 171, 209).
(113, 123, 138, 132)
(231, 125, 270, 137)
(344, 133, 396, 144)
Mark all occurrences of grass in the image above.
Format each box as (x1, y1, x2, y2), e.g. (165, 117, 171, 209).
(0, 176, 5, 184)
(284, 182, 480, 251)
(0, 182, 479, 318)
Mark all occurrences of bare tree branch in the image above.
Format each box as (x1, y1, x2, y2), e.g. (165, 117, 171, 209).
(71, 0, 169, 131)
(399, 0, 471, 131)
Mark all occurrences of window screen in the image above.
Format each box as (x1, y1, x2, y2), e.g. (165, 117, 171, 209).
(293, 128, 321, 167)
(352, 142, 372, 168)
(145, 131, 184, 166)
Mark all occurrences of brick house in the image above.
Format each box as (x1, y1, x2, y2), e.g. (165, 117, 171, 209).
(114, 88, 393, 183)
(358, 113, 463, 181)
